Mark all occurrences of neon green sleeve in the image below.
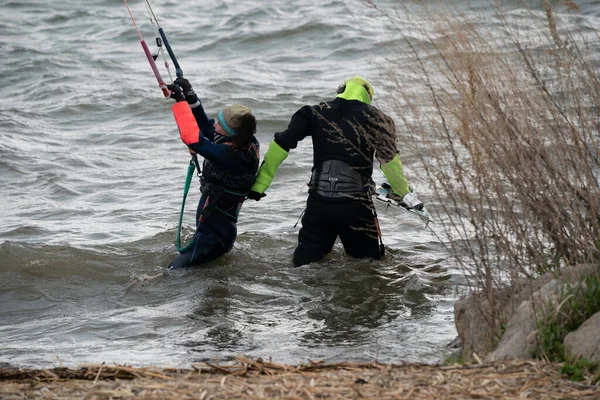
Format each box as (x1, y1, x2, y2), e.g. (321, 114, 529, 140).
(380, 154, 409, 197)
(251, 140, 289, 193)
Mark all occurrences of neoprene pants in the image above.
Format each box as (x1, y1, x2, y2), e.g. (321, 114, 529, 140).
(293, 195, 382, 267)
(169, 210, 237, 269)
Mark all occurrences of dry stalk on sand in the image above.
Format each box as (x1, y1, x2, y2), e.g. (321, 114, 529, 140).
(1, 357, 599, 399)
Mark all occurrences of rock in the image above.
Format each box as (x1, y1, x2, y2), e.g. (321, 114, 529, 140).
(486, 264, 600, 362)
(454, 291, 495, 358)
(564, 311, 600, 362)
(484, 299, 537, 361)
(446, 336, 461, 349)
(453, 271, 557, 361)
(455, 264, 599, 362)
(485, 279, 561, 362)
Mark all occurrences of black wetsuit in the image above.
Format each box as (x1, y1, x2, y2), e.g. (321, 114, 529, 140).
(169, 100, 260, 269)
(273, 97, 398, 266)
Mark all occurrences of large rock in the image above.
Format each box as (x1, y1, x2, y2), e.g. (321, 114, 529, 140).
(454, 264, 599, 362)
(485, 279, 561, 362)
(564, 311, 600, 362)
(454, 289, 510, 359)
(454, 274, 553, 360)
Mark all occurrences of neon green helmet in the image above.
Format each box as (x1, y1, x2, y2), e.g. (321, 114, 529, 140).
(336, 76, 374, 105)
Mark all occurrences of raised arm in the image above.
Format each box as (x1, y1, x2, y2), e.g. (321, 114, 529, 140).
(171, 97, 252, 174)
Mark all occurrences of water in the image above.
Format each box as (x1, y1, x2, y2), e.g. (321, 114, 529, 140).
(1, 0, 598, 368)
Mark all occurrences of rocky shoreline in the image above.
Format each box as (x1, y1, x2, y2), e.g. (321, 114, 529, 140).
(454, 264, 600, 364)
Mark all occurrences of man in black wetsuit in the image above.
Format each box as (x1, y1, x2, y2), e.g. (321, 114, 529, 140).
(247, 76, 423, 267)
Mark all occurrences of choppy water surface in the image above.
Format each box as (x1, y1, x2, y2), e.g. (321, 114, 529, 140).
(1, 0, 598, 368)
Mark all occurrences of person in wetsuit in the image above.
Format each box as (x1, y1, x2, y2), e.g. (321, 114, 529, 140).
(247, 76, 422, 267)
(168, 78, 260, 269)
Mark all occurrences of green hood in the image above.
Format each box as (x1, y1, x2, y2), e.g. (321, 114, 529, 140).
(336, 76, 374, 105)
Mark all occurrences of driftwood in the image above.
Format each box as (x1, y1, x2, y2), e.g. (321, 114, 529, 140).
(1, 356, 598, 399)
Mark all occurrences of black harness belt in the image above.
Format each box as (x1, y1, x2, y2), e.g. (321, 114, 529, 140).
(309, 160, 372, 199)
(201, 182, 248, 221)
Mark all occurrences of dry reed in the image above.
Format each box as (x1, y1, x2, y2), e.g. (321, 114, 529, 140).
(1, 357, 599, 399)
(368, 0, 600, 344)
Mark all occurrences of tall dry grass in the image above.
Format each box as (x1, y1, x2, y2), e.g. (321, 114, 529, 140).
(370, 0, 600, 332)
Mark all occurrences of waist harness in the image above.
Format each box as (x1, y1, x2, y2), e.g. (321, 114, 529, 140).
(200, 181, 248, 222)
(309, 159, 373, 199)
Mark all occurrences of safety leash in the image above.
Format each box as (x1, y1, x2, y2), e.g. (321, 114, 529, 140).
(373, 210, 385, 256)
(293, 209, 306, 228)
(175, 156, 200, 253)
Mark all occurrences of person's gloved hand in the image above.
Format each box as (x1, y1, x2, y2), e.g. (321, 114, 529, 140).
(247, 190, 266, 201)
(173, 77, 198, 104)
(401, 191, 424, 211)
(167, 84, 185, 102)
